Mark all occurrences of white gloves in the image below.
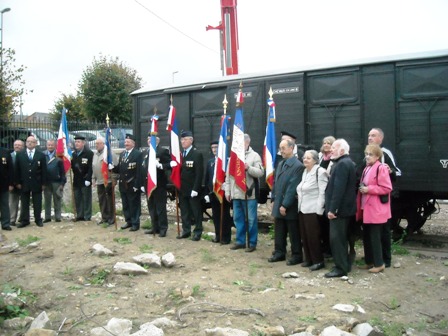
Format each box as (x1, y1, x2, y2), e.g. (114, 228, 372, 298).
(84, 181, 91, 187)
(108, 163, 114, 170)
(141, 186, 145, 193)
(133, 187, 138, 192)
(191, 190, 198, 198)
(156, 162, 163, 169)
(204, 195, 210, 203)
(170, 161, 178, 167)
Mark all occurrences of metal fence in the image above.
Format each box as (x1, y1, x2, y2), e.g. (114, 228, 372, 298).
(0, 119, 133, 150)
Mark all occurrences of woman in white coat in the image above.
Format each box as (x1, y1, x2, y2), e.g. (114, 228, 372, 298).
(297, 150, 329, 271)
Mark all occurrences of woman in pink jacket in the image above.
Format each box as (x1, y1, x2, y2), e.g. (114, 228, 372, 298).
(356, 144, 392, 273)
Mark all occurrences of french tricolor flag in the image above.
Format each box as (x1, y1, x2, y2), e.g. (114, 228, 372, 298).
(56, 107, 72, 173)
(167, 104, 181, 190)
(213, 114, 230, 202)
(101, 127, 113, 185)
(229, 88, 246, 192)
(263, 95, 276, 190)
(147, 115, 159, 197)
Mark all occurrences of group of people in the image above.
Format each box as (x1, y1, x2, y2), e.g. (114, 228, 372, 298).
(267, 128, 399, 278)
(0, 127, 400, 278)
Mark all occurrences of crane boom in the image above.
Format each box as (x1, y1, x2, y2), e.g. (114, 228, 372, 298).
(206, 0, 239, 75)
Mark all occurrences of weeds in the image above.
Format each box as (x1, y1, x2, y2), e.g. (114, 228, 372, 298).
(0, 285, 36, 323)
(298, 315, 317, 323)
(90, 269, 110, 286)
(139, 244, 153, 253)
(113, 237, 132, 245)
(392, 233, 410, 255)
(63, 266, 73, 276)
(200, 248, 217, 263)
(17, 235, 41, 247)
(141, 218, 151, 230)
(192, 285, 203, 297)
(248, 263, 260, 276)
(201, 233, 213, 242)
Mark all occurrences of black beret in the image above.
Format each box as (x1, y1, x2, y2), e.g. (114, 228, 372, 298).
(210, 140, 219, 146)
(125, 133, 136, 141)
(181, 130, 193, 138)
(281, 130, 297, 140)
(74, 135, 85, 141)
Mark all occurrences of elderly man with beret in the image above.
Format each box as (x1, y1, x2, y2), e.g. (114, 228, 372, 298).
(114, 134, 142, 231)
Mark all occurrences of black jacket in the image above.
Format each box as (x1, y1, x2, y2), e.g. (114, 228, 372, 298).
(271, 156, 304, 219)
(15, 149, 47, 192)
(114, 148, 142, 192)
(0, 147, 13, 192)
(71, 147, 94, 188)
(180, 147, 203, 195)
(325, 154, 357, 217)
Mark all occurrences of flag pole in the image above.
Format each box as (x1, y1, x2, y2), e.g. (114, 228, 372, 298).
(236, 81, 250, 248)
(219, 95, 228, 243)
(106, 114, 117, 230)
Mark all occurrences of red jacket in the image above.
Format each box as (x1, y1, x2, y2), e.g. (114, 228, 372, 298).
(356, 161, 392, 224)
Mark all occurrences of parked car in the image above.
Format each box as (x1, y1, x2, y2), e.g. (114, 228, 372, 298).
(71, 130, 119, 149)
(110, 128, 133, 148)
(0, 127, 32, 151)
(29, 128, 58, 151)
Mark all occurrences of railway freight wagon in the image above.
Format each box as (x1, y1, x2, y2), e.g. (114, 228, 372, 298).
(131, 51, 448, 232)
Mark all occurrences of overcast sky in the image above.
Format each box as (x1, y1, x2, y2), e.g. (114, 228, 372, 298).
(2, 0, 448, 116)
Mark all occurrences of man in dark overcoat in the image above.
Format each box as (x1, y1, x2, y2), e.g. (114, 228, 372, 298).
(71, 135, 94, 221)
(203, 141, 232, 244)
(142, 136, 171, 237)
(0, 146, 14, 230)
(324, 138, 357, 278)
(15, 136, 47, 228)
(114, 134, 142, 231)
(269, 139, 304, 265)
(176, 130, 204, 241)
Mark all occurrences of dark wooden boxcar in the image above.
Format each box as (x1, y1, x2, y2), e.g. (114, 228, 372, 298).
(132, 51, 448, 231)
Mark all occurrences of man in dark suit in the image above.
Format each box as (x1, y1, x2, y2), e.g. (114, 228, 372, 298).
(274, 130, 305, 168)
(142, 136, 171, 237)
(15, 136, 47, 228)
(114, 134, 142, 231)
(203, 141, 232, 244)
(324, 138, 357, 278)
(0, 146, 14, 230)
(71, 136, 94, 221)
(176, 130, 204, 241)
(269, 139, 304, 265)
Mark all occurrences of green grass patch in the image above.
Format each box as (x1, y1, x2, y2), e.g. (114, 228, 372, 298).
(200, 248, 217, 263)
(90, 269, 110, 286)
(17, 235, 41, 247)
(0, 284, 36, 324)
(139, 244, 153, 253)
(113, 237, 132, 245)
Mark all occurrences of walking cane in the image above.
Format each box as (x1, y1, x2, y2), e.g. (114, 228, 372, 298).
(69, 170, 76, 220)
(111, 179, 117, 230)
(244, 187, 249, 248)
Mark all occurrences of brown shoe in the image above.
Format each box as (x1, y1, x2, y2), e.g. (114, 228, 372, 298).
(358, 264, 374, 270)
(369, 264, 385, 273)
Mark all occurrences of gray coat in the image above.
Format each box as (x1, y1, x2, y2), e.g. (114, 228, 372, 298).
(271, 156, 304, 219)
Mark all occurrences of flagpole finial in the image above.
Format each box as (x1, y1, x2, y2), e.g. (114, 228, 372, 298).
(269, 87, 273, 99)
(153, 107, 158, 115)
(170, 94, 173, 105)
(223, 94, 228, 115)
(106, 114, 110, 127)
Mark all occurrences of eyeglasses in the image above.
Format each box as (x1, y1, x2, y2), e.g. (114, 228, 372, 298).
(365, 152, 375, 157)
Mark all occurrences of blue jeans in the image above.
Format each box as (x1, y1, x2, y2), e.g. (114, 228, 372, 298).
(233, 199, 258, 247)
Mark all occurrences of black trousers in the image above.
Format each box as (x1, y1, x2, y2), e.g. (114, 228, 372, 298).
(273, 217, 302, 259)
(329, 216, 350, 274)
(97, 183, 114, 224)
(363, 223, 385, 267)
(120, 189, 141, 229)
(74, 185, 92, 220)
(147, 186, 168, 233)
(179, 192, 203, 236)
(0, 191, 11, 228)
(20, 190, 43, 225)
(210, 193, 232, 243)
(299, 212, 324, 264)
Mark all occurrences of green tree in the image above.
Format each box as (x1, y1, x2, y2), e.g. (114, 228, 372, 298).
(0, 48, 27, 123)
(78, 55, 142, 123)
(49, 93, 85, 124)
